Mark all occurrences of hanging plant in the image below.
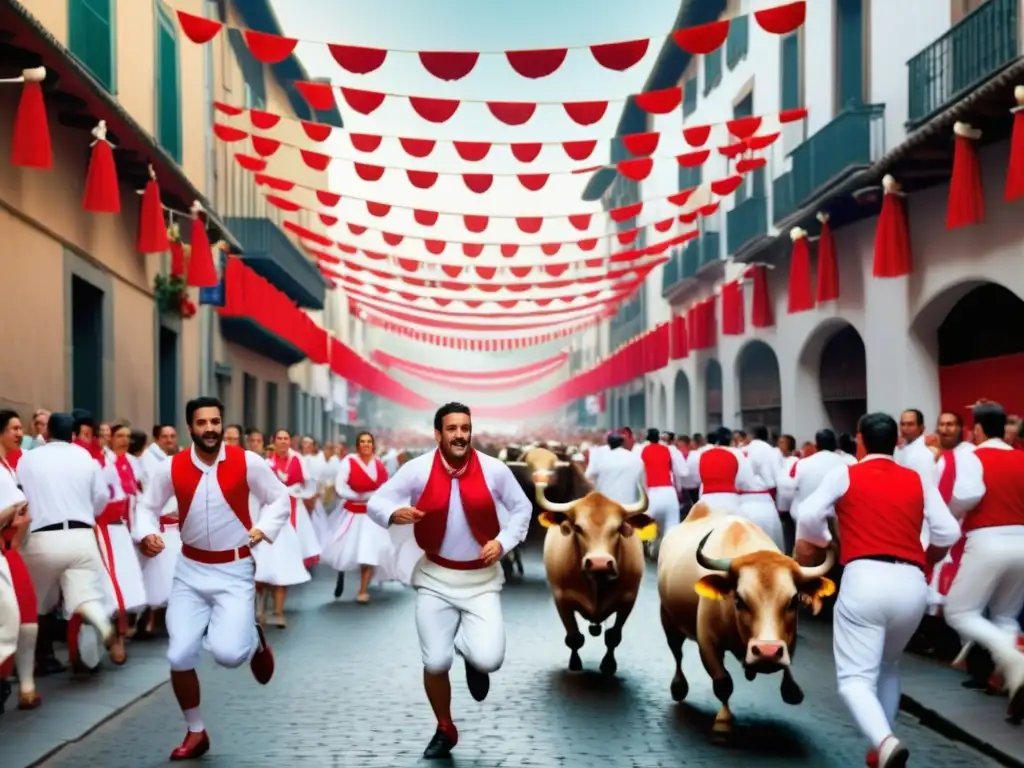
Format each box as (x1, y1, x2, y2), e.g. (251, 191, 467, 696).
(154, 222, 197, 319)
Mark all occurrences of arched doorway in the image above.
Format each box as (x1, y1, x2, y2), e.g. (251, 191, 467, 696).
(705, 359, 722, 431)
(820, 325, 867, 434)
(737, 341, 781, 435)
(933, 283, 1024, 416)
(674, 370, 691, 434)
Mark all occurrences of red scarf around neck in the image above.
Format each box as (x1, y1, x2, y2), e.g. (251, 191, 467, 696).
(414, 448, 498, 554)
(937, 449, 957, 504)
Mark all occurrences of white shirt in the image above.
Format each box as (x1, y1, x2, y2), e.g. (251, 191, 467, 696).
(795, 455, 961, 549)
(18, 442, 110, 530)
(775, 455, 799, 511)
(586, 444, 609, 473)
(336, 454, 380, 502)
(0, 466, 27, 529)
(585, 446, 645, 505)
(367, 449, 532, 560)
(896, 435, 935, 490)
(684, 444, 710, 488)
(944, 439, 1021, 533)
(134, 445, 291, 550)
(778, 450, 852, 522)
(382, 449, 400, 476)
(666, 444, 689, 490)
(320, 454, 341, 486)
(836, 451, 858, 466)
(745, 439, 779, 492)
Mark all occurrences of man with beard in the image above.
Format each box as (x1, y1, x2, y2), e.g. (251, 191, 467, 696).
(367, 403, 532, 760)
(132, 397, 291, 760)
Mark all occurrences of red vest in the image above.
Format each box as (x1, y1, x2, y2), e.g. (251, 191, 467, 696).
(345, 456, 388, 514)
(414, 449, 498, 555)
(641, 443, 673, 488)
(963, 447, 1024, 532)
(171, 446, 252, 533)
(835, 459, 925, 569)
(700, 448, 739, 494)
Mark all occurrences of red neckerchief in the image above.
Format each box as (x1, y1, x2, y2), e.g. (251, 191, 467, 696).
(414, 448, 498, 552)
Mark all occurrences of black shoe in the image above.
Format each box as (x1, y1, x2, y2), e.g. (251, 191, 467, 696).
(423, 728, 456, 759)
(333, 572, 345, 599)
(465, 659, 490, 702)
(35, 654, 66, 677)
(0, 678, 11, 716)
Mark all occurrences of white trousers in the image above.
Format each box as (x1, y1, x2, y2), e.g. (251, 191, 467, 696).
(0, 555, 18, 663)
(647, 486, 681, 537)
(20, 528, 106, 613)
(834, 560, 928, 748)
(166, 555, 258, 672)
(738, 494, 785, 551)
(416, 589, 505, 675)
(944, 528, 1024, 687)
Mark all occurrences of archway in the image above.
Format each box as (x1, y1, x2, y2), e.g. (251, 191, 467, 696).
(628, 390, 645, 430)
(674, 370, 691, 434)
(929, 282, 1024, 416)
(737, 340, 781, 435)
(655, 383, 668, 428)
(819, 325, 867, 434)
(705, 359, 722, 431)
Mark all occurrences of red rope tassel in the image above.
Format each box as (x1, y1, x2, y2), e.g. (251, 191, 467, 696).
(10, 68, 52, 170)
(786, 227, 815, 314)
(1005, 86, 1024, 202)
(815, 212, 840, 303)
(82, 120, 120, 213)
(186, 202, 219, 287)
(137, 166, 170, 254)
(946, 122, 985, 229)
(872, 175, 913, 278)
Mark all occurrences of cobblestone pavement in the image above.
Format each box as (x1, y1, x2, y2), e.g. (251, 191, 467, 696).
(33, 560, 1002, 768)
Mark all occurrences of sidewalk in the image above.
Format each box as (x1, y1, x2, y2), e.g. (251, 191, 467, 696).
(899, 652, 1024, 768)
(2, 640, 168, 768)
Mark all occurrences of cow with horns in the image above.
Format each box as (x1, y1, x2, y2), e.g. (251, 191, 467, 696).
(533, 459, 654, 675)
(657, 504, 836, 737)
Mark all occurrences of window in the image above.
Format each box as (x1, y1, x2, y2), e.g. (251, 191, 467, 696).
(678, 164, 702, 194)
(835, 0, 865, 110)
(155, 1, 181, 162)
(726, 13, 749, 69)
(682, 77, 698, 118)
(69, 0, 116, 93)
(780, 33, 801, 111)
(704, 48, 723, 96)
(215, 371, 231, 414)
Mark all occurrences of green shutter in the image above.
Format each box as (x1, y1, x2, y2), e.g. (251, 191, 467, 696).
(726, 14, 749, 69)
(836, 0, 864, 108)
(69, 0, 116, 93)
(780, 34, 800, 111)
(703, 48, 722, 96)
(155, 3, 182, 162)
(682, 77, 697, 117)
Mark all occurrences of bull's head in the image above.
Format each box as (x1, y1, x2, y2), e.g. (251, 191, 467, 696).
(521, 447, 570, 487)
(536, 487, 653, 580)
(693, 530, 836, 672)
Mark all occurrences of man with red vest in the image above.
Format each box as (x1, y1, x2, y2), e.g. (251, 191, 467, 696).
(640, 428, 687, 537)
(133, 397, 290, 761)
(695, 426, 756, 516)
(943, 401, 1024, 721)
(795, 412, 960, 768)
(367, 402, 532, 760)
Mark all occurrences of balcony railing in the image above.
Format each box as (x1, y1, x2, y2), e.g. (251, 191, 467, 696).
(784, 103, 885, 218)
(907, 0, 1019, 126)
(217, 154, 326, 310)
(772, 171, 796, 224)
(661, 248, 683, 297)
(726, 196, 767, 255)
(698, 231, 722, 270)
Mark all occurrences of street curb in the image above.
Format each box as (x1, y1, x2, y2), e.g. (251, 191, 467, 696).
(25, 679, 169, 768)
(900, 693, 1024, 768)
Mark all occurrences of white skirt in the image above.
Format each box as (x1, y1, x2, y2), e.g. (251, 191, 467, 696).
(142, 524, 182, 608)
(292, 500, 322, 566)
(310, 500, 340, 547)
(253, 519, 312, 586)
(321, 510, 396, 574)
(96, 524, 148, 615)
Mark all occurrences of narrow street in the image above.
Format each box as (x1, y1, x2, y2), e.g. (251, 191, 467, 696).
(15, 560, 1001, 768)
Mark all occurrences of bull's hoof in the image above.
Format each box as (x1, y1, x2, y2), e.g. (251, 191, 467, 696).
(588, 623, 602, 637)
(780, 677, 804, 705)
(670, 675, 689, 702)
(745, 667, 757, 681)
(599, 654, 617, 676)
(568, 650, 583, 672)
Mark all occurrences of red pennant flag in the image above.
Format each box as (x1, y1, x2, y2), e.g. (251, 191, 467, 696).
(872, 175, 912, 278)
(137, 169, 170, 254)
(169, 240, 186, 277)
(82, 121, 120, 213)
(10, 68, 52, 170)
(1005, 86, 1024, 202)
(186, 203, 218, 287)
(946, 122, 984, 229)
(786, 228, 814, 314)
(815, 213, 839, 303)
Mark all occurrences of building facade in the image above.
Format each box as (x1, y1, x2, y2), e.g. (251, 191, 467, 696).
(580, 0, 1022, 441)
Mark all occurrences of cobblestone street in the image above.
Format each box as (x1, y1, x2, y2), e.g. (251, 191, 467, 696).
(23, 561, 1005, 767)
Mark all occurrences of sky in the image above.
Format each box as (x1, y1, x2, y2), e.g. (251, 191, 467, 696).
(267, 0, 682, 340)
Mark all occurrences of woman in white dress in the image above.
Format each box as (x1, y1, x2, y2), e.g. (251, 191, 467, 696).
(321, 431, 394, 604)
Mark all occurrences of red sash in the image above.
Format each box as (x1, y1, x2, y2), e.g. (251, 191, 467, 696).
(270, 452, 304, 527)
(345, 456, 388, 514)
(937, 449, 956, 504)
(414, 449, 498, 556)
(171, 446, 252, 532)
(934, 448, 967, 598)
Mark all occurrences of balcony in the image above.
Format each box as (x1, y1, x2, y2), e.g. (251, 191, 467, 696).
(726, 196, 767, 255)
(907, 0, 1019, 127)
(775, 103, 885, 224)
(661, 248, 684, 297)
(218, 162, 326, 310)
(219, 317, 306, 367)
(698, 231, 722, 271)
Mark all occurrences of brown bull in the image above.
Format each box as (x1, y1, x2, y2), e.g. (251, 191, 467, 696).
(537, 486, 654, 675)
(657, 505, 836, 736)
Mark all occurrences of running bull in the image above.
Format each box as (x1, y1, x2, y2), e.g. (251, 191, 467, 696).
(657, 504, 836, 736)
(535, 477, 654, 676)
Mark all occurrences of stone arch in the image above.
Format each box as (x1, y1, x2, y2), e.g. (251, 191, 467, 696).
(911, 280, 1024, 418)
(704, 358, 723, 432)
(797, 319, 867, 435)
(736, 340, 781, 436)
(674, 370, 691, 434)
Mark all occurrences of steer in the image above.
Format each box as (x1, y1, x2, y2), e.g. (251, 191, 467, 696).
(657, 504, 836, 737)
(537, 486, 654, 675)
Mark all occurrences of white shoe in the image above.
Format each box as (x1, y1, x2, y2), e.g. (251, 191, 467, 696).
(877, 736, 909, 768)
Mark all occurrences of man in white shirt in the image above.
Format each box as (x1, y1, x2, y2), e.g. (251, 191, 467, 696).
(897, 409, 942, 550)
(740, 426, 783, 549)
(585, 431, 645, 506)
(16, 413, 114, 662)
(777, 430, 851, 541)
(0, 467, 27, 713)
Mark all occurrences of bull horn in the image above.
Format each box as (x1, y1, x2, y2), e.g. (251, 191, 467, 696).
(534, 484, 577, 513)
(555, 460, 570, 467)
(619, 485, 648, 515)
(695, 530, 733, 572)
(797, 543, 836, 580)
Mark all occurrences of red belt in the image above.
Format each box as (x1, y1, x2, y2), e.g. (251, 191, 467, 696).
(344, 501, 368, 514)
(426, 553, 489, 570)
(647, 483, 674, 489)
(182, 544, 251, 564)
(159, 515, 178, 532)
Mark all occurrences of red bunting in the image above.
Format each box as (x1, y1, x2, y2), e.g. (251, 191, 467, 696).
(872, 176, 912, 278)
(186, 206, 218, 288)
(10, 68, 52, 170)
(136, 170, 170, 254)
(1006, 87, 1024, 201)
(786, 229, 814, 314)
(721, 281, 745, 336)
(670, 314, 689, 359)
(82, 121, 120, 213)
(815, 213, 839, 303)
(748, 266, 774, 328)
(946, 122, 985, 229)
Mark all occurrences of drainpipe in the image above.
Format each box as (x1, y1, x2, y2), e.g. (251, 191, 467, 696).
(199, 0, 216, 396)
